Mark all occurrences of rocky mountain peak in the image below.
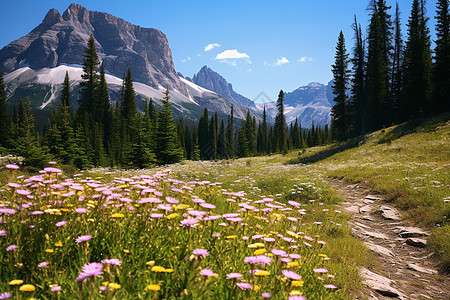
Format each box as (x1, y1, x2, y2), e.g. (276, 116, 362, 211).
(42, 8, 62, 26)
(192, 65, 255, 109)
(62, 3, 89, 22)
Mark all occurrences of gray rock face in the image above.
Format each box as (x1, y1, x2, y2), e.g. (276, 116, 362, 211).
(405, 238, 427, 248)
(284, 81, 334, 108)
(0, 3, 184, 92)
(192, 66, 256, 109)
(394, 226, 429, 238)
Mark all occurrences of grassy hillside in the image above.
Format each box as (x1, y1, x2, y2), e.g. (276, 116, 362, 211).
(289, 113, 450, 271)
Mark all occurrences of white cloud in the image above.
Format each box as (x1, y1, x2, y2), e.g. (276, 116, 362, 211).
(298, 56, 313, 63)
(181, 56, 191, 63)
(215, 49, 250, 60)
(247, 68, 252, 72)
(205, 43, 221, 52)
(274, 57, 289, 66)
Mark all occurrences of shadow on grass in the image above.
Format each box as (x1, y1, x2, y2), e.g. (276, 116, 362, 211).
(378, 112, 450, 144)
(286, 135, 367, 165)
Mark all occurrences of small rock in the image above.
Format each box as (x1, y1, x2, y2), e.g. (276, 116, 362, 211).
(406, 238, 427, 248)
(363, 198, 375, 204)
(360, 205, 373, 213)
(365, 242, 395, 257)
(360, 267, 402, 298)
(380, 205, 402, 221)
(394, 226, 429, 238)
(361, 216, 375, 222)
(407, 263, 438, 275)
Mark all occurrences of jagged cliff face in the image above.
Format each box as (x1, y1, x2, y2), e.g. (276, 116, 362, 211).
(192, 66, 256, 109)
(0, 3, 184, 92)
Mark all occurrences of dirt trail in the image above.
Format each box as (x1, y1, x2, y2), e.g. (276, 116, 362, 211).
(330, 178, 449, 300)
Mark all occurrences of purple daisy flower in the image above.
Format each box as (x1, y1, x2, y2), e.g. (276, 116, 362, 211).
(76, 235, 92, 243)
(101, 258, 122, 266)
(192, 248, 209, 258)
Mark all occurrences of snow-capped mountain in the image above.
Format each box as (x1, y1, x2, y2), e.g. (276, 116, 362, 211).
(0, 3, 253, 125)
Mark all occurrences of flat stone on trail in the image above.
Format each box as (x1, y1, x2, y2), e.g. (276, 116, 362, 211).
(407, 263, 438, 275)
(360, 267, 402, 298)
(365, 242, 394, 257)
(406, 237, 427, 248)
(361, 230, 389, 240)
(394, 226, 429, 238)
(365, 195, 382, 201)
(380, 205, 402, 221)
(345, 205, 361, 214)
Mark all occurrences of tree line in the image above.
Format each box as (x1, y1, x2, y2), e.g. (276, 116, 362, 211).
(0, 35, 331, 169)
(330, 0, 449, 141)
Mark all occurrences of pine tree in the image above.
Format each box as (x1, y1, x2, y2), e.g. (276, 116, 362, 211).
(218, 119, 226, 158)
(433, 0, 450, 112)
(14, 99, 49, 168)
(0, 72, 11, 148)
(192, 126, 200, 161)
(331, 31, 350, 141)
(402, 0, 433, 119)
(79, 35, 99, 114)
(131, 116, 156, 168)
(391, 2, 403, 123)
(61, 71, 71, 108)
(121, 67, 137, 124)
(176, 119, 186, 158)
(226, 106, 235, 158)
(237, 125, 248, 157)
(198, 108, 209, 159)
(274, 90, 287, 153)
(349, 16, 366, 136)
(366, 11, 389, 131)
(155, 89, 183, 164)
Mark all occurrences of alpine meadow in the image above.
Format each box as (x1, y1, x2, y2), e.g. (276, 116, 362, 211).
(0, 0, 448, 299)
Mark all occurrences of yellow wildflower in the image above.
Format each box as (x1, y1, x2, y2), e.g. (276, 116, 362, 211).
(9, 280, 24, 285)
(55, 241, 63, 247)
(292, 280, 304, 287)
(123, 249, 130, 253)
(290, 290, 303, 296)
(288, 261, 300, 267)
(254, 285, 260, 291)
(174, 204, 190, 210)
(60, 208, 71, 212)
(102, 281, 110, 286)
(108, 283, 121, 290)
(255, 270, 270, 276)
(165, 268, 174, 273)
(45, 249, 54, 253)
(166, 213, 180, 220)
(147, 284, 160, 291)
(111, 213, 125, 218)
(146, 261, 155, 267)
(226, 235, 237, 239)
(19, 284, 36, 292)
(318, 254, 328, 258)
(248, 243, 265, 248)
(151, 266, 166, 272)
(254, 248, 266, 255)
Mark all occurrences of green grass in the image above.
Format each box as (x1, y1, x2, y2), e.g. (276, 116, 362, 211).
(289, 113, 450, 271)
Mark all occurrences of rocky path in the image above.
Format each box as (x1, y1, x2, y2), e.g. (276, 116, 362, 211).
(330, 179, 449, 300)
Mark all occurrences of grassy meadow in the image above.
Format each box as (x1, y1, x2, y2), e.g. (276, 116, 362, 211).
(290, 113, 450, 271)
(1, 114, 448, 299)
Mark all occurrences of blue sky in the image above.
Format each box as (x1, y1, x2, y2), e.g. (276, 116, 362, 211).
(0, 0, 438, 102)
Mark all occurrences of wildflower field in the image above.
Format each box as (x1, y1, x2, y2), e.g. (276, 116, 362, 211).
(0, 157, 367, 299)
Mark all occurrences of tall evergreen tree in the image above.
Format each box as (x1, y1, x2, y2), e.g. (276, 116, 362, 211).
(274, 90, 287, 153)
(0, 72, 10, 148)
(218, 119, 226, 158)
(349, 16, 366, 136)
(198, 108, 209, 159)
(392, 2, 404, 123)
(433, 0, 450, 112)
(402, 0, 433, 119)
(226, 106, 235, 158)
(155, 89, 183, 164)
(121, 67, 137, 123)
(331, 31, 350, 141)
(61, 71, 71, 108)
(366, 11, 389, 131)
(79, 35, 99, 114)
